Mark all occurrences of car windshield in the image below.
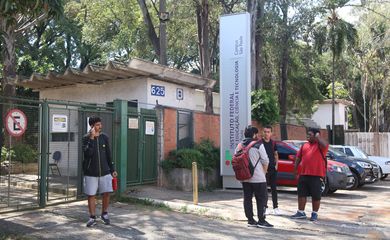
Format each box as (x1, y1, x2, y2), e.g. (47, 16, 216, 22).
(329, 147, 348, 157)
(285, 143, 300, 151)
(354, 147, 369, 159)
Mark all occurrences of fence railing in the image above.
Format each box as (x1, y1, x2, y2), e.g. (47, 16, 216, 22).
(345, 132, 390, 157)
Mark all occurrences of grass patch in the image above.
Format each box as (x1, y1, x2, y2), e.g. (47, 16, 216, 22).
(114, 196, 171, 211)
(0, 233, 37, 240)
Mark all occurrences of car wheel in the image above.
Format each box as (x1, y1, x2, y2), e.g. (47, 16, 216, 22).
(328, 189, 337, 194)
(321, 179, 329, 196)
(349, 172, 359, 190)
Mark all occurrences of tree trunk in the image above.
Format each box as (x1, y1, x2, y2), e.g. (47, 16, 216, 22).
(137, 0, 160, 58)
(65, 34, 72, 68)
(279, 2, 289, 140)
(255, 0, 265, 90)
(331, 53, 335, 143)
(159, 0, 167, 65)
(247, 0, 258, 90)
(196, 0, 213, 114)
(1, 23, 17, 97)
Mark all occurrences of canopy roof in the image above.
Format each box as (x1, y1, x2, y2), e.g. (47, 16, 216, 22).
(15, 58, 216, 91)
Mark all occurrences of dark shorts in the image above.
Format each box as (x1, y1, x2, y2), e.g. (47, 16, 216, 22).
(297, 175, 322, 200)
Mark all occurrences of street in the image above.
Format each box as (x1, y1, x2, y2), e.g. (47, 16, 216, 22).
(0, 179, 389, 239)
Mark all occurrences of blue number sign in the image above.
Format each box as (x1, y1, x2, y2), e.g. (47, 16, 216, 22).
(151, 85, 165, 97)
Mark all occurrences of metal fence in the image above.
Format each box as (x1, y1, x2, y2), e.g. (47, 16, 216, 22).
(0, 97, 40, 212)
(345, 132, 390, 157)
(0, 96, 115, 212)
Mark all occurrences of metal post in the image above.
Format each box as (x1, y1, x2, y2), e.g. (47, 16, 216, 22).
(113, 100, 128, 195)
(192, 162, 198, 205)
(7, 135, 11, 207)
(39, 100, 49, 207)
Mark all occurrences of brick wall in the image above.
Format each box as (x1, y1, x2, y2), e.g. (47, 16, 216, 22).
(193, 112, 220, 147)
(252, 121, 328, 141)
(162, 107, 329, 159)
(163, 108, 177, 158)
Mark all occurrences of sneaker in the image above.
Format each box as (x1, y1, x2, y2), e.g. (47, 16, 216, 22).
(273, 208, 282, 215)
(86, 217, 97, 227)
(265, 208, 272, 215)
(310, 212, 318, 221)
(247, 219, 258, 227)
(291, 211, 307, 219)
(257, 220, 274, 228)
(101, 213, 110, 225)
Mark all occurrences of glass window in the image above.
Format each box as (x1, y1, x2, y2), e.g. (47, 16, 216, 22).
(334, 147, 345, 153)
(177, 110, 193, 149)
(276, 144, 295, 160)
(344, 148, 354, 157)
(51, 133, 75, 142)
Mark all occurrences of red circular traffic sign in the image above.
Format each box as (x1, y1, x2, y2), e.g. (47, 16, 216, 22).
(5, 109, 27, 137)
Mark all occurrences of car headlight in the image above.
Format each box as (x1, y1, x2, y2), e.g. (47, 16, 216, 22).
(329, 165, 343, 172)
(385, 161, 390, 165)
(357, 161, 372, 168)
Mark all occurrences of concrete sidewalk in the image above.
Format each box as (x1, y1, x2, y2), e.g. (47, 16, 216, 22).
(1, 183, 389, 239)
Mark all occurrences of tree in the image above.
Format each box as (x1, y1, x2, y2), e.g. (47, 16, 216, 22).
(251, 89, 279, 125)
(0, 0, 63, 97)
(314, 0, 357, 142)
(194, 0, 213, 113)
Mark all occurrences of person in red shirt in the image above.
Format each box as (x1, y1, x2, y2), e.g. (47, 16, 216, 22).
(291, 128, 328, 221)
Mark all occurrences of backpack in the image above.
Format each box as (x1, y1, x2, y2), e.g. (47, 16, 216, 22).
(232, 140, 262, 181)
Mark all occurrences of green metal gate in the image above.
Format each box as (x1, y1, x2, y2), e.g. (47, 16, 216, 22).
(126, 107, 157, 185)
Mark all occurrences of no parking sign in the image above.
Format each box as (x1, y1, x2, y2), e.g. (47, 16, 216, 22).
(5, 109, 27, 137)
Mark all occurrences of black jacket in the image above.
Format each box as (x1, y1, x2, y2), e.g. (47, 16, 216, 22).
(82, 132, 115, 177)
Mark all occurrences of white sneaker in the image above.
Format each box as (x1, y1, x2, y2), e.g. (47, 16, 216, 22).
(273, 208, 282, 215)
(265, 208, 272, 215)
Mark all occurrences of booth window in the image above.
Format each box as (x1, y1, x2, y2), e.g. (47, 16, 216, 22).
(177, 110, 193, 149)
(51, 133, 75, 142)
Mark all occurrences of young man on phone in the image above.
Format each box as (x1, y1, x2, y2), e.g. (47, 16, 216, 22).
(291, 128, 328, 221)
(82, 116, 117, 227)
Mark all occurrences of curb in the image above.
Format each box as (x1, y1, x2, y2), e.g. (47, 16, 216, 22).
(135, 197, 235, 221)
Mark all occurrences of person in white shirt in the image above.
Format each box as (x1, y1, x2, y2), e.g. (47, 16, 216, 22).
(235, 125, 273, 228)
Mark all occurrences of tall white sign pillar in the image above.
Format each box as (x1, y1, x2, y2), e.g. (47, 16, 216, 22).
(220, 13, 252, 188)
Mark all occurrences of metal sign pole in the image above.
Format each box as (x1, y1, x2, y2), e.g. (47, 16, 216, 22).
(7, 135, 11, 207)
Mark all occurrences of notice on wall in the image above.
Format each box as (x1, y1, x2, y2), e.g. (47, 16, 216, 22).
(145, 121, 155, 135)
(52, 114, 68, 132)
(128, 118, 139, 129)
(219, 13, 251, 177)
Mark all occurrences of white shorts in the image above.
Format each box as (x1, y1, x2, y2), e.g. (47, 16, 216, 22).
(83, 174, 113, 196)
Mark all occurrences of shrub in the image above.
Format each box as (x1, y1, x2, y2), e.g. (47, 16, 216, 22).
(194, 139, 220, 172)
(1, 147, 15, 162)
(161, 139, 220, 172)
(12, 144, 39, 163)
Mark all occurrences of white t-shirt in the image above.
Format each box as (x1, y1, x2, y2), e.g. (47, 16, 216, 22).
(235, 141, 269, 183)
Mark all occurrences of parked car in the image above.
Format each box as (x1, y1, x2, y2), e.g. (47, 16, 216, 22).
(283, 140, 306, 148)
(332, 145, 390, 180)
(275, 141, 353, 195)
(326, 147, 380, 189)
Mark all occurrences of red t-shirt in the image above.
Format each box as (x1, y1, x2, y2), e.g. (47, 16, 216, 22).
(296, 141, 329, 177)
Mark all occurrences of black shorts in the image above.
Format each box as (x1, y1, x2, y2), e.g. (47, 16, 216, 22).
(297, 175, 322, 200)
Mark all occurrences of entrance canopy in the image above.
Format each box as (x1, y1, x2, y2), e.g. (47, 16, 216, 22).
(15, 58, 215, 91)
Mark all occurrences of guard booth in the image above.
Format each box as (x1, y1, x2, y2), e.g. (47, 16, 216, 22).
(0, 96, 157, 212)
(2, 58, 215, 212)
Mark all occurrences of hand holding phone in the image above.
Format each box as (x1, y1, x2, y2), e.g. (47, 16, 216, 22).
(89, 125, 96, 139)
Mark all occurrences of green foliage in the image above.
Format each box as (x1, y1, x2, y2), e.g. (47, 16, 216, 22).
(251, 89, 279, 125)
(1, 147, 15, 162)
(12, 144, 39, 163)
(327, 81, 349, 99)
(161, 139, 219, 172)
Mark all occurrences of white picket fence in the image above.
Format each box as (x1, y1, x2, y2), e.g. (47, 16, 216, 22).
(345, 132, 390, 157)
